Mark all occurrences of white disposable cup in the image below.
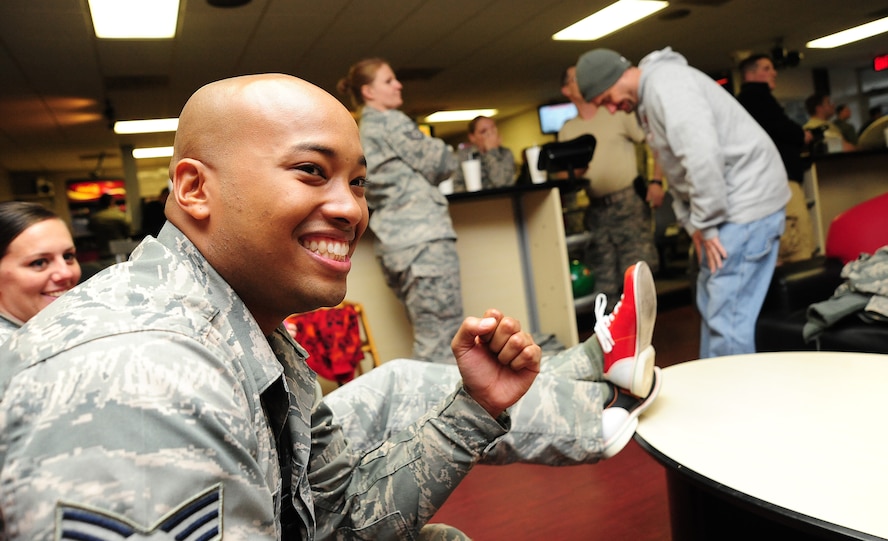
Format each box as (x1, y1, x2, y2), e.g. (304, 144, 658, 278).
(526, 145, 547, 184)
(439, 178, 454, 195)
(461, 159, 483, 192)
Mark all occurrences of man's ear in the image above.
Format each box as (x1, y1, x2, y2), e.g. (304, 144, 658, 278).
(171, 158, 211, 221)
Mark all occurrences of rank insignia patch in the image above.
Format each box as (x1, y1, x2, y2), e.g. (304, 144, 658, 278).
(56, 484, 222, 541)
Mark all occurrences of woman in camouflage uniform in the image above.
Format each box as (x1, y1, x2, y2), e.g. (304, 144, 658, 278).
(338, 58, 463, 363)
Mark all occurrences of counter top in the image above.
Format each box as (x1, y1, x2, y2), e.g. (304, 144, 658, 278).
(445, 179, 586, 203)
(808, 146, 888, 163)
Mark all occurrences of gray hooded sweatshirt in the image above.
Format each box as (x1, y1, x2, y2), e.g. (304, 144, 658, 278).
(636, 48, 790, 240)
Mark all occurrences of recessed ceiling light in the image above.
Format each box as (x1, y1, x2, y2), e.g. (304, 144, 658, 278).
(553, 0, 669, 41)
(114, 118, 179, 134)
(424, 109, 498, 123)
(806, 16, 888, 48)
(88, 0, 180, 39)
(132, 146, 174, 159)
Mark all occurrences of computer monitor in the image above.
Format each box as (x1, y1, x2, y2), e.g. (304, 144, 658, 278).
(538, 102, 578, 135)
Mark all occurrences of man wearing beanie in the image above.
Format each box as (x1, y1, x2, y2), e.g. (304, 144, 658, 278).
(576, 47, 790, 359)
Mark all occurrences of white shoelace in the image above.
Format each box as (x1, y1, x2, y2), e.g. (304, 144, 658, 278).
(594, 293, 622, 353)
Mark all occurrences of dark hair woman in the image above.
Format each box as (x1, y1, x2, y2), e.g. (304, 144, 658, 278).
(0, 201, 81, 342)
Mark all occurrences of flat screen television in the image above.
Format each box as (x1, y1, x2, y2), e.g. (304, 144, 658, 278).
(538, 102, 578, 135)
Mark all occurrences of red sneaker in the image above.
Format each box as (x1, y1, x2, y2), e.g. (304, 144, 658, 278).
(594, 261, 657, 397)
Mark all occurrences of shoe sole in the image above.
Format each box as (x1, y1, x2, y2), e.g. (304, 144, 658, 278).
(631, 261, 657, 397)
(602, 366, 662, 459)
(631, 345, 656, 398)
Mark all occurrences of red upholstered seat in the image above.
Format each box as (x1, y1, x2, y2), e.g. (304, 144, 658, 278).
(285, 301, 380, 384)
(824, 192, 888, 264)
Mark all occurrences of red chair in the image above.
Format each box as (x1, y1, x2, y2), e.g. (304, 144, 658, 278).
(285, 301, 381, 385)
(824, 191, 888, 264)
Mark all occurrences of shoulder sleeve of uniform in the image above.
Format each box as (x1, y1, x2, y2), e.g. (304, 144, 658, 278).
(309, 385, 508, 538)
(0, 333, 278, 539)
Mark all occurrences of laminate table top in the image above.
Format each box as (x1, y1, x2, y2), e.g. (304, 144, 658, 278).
(636, 352, 888, 540)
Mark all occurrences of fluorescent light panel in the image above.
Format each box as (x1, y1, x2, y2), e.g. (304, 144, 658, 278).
(114, 118, 179, 134)
(89, 0, 180, 39)
(553, 0, 669, 41)
(806, 16, 888, 48)
(424, 109, 498, 123)
(132, 146, 174, 159)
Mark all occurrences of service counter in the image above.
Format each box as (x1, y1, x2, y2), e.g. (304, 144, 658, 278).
(345, 182, 580, 364)
(807, 147, 888, 250)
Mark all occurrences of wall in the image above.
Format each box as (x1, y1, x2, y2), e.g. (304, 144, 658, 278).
(138, 166, 172, 199)
(0, 165, 171, 234)
(497, 107, 557, 164)
(0, 172, 73, 224)
(0, 168, 12, 201)
(440, 107, 557, 170)
(772, 65, 880, 129)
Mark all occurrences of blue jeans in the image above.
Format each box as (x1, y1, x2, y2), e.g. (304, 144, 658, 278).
(697, 210, 784, 358)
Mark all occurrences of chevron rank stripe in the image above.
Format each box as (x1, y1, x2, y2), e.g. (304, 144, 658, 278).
(57, 484, 222, 541)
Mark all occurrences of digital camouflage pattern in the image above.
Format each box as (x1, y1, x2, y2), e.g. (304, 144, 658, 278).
(834, 245, 888, 301)
(583, 188, 659, 310)
(325, 337, 614, 466)
(804, 246, 888, 342)
(378, 240, 463, 363)
(359, 107, 458, 250)
(0, 314, 17, 346)
(0, 224, 508, 540)
(360, 107, 464, 364)
(452, 146, 516, 192)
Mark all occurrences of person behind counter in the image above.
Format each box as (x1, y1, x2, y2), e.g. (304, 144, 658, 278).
(558, 64, 662, 310)
(834, 104, 859, 146)
(0, 201, 81, 343)
(338, 58, 463, 364)
(452, 115, 516, 191)
(803, 93, 857, 152)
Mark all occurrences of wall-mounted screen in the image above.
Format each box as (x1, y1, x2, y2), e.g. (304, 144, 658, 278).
(538, 102, 578, 135)
(66, 178, 125, 204)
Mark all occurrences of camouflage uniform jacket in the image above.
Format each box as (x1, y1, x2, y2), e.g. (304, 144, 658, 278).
(0, 314, 19, 346)
(360, 107, 458, 251)
(452, 146, 516, 191)
(804, 246, 888, 341)
(0, 223, 509, 540)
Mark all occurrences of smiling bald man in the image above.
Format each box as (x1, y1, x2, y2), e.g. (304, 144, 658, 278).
(0, 74, 540, 540)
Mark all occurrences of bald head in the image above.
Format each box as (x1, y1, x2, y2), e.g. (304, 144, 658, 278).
(170, 74, 341, 181)
(165, 73, 359, 228)
(163, 74, 369, 332)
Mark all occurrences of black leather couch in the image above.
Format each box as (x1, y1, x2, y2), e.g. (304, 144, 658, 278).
(755, 256, 888, 353)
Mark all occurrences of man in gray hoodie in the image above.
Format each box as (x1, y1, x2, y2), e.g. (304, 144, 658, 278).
(576, 47, 790, 358)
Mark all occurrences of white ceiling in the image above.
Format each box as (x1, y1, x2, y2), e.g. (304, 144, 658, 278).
(2, 0, 887, 178)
